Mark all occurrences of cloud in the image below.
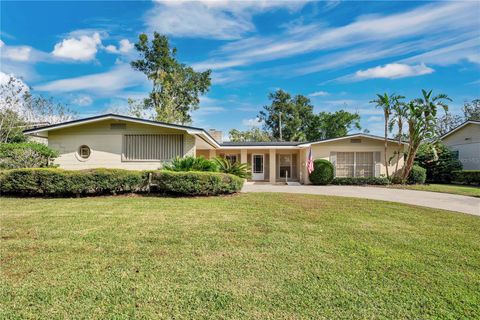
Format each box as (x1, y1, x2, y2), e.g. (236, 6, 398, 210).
(0, 40, 31, 61)
(242, 118, 262, 127)
(35, 64, 147, 95)
(145, 0, 306, 40)
(52, 32, 102, 61)
(105, 39, 134, 54)
(71, 95, 93, 106)
(309, 91, 329, 97)
(192, 1, 478, 75)
(350, 63, 434, 81)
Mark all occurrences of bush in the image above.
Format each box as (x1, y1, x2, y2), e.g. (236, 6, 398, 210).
(452, 170, 480, 185)
(0, 168, 243, 197)
(309, 159, 334, 185)
(214, 157, 251, 179)
(331, 177, 390, 185)
(0, 168, 146, 196)
(407, 165, 427, 184)
(163, 156, 218, 172)
(0, 142, 59, 169)
(149, 171, 244, 196)
(415, 143, 462, 183)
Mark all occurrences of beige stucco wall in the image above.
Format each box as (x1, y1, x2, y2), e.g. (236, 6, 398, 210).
(442, 123, 480, 170)
(48, 120, 195, 170)
(301, 138, 405, 184)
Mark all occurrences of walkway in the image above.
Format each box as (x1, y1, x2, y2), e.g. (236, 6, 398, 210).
(242, 183, 480, 216)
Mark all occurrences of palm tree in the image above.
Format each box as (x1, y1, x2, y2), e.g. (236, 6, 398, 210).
(389, 95, 406, 177)
(370, 93, 403, 179)
(401, 90, 451, 182)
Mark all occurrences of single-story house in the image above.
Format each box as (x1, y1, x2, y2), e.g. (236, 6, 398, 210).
(24, 114, 407, 184)
(440, 120, 480, 170)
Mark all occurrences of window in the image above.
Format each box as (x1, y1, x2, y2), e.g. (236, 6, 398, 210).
(253, 155, 263, 173)
(452, 150, 459, 159)
(336, 152, 354, 177)
(335, 152, 375, 177)
(124, 134, 183, 161)
(78, 145, 91, 159)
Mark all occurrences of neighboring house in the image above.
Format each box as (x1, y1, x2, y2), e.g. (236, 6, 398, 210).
(24, 114, 406, 184)
(440, 120, 480, 170)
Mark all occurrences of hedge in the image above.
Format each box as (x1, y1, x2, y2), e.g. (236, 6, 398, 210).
(0, 168, 244, 197)
(149, 170, 244, 196)
(452, 170, 480, 185)
(331, 177, 390, 185)
(309, 159, 334, 185)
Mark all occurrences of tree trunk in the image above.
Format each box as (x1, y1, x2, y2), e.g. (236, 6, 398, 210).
(402, 142, 420, 183)
(384, 113, 389, 179)
(394, 121, 402, 177)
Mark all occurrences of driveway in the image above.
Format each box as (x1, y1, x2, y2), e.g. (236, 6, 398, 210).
(242, 183, 480, 216)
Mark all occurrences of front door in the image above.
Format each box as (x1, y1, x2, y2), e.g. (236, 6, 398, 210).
(252, 154, 264, 180)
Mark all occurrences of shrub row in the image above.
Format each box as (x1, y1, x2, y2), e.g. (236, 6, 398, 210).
(452, 170, 480, 185)
(0, 168, 244, 197)
(150, 171, 244, 196)
(331, 177, 390, 185)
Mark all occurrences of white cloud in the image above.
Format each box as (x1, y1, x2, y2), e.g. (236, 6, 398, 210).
(35, 64, 147, 95)
(145, 0, 306, 40)
(193, 1, 478, 73)
(308, 91, 329, 97)
(52, 32, 102, 61)
(242, 118, 262, 127)
(352, 63, 434, 80)
(71, 95, 93, 106)
(105, 39, 134, 54)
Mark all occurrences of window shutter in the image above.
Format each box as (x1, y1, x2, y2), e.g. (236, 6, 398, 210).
(330, 152, 337, 177)
(374, 151, 381, 177)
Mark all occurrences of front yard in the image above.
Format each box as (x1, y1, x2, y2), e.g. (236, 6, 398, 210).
(386, 183, 480, 198)
(1, 193, 479, 319)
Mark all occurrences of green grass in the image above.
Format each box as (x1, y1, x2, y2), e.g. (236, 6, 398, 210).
(386, 183, 480, 198)
(1, 193, 479, 319)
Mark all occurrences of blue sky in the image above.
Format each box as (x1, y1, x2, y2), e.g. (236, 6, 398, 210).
(1, 0, 479, 137)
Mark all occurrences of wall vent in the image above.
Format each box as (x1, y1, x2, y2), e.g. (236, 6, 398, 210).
(350, 138, 361, 143)
(111, 123, 126, 130)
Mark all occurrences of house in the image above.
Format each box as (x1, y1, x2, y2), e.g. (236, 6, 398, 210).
(24, 114, 406, 184)
(440, 120, 480, 170)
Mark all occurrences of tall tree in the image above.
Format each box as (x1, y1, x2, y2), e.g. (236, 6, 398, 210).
(130, 32, 211, 124)
(370, 93, 403, 179)
(306, 110, 361, 141)
(462, 99, 480, 121)
(388, 95, 406, 177)
(258, 90, 314, 142)
(401, 90, 451, 182)
(228, 128, 271, 142)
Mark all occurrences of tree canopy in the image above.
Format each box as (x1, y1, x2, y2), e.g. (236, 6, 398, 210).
(228, 128, 271, 142)
(130, 32, 211, 124)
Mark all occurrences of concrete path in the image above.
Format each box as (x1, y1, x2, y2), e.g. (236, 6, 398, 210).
(242, 183, 480, 216)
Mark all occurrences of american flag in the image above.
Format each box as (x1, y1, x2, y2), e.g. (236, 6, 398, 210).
(307, 147, 314, 174)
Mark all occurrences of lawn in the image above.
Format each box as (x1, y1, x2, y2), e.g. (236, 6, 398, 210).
(386, 183, 480, 198)
(1, 193, 479, 319)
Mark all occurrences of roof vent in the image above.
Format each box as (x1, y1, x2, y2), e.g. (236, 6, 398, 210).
(350, 138, 361, 143)
(111, 123, 126, 130)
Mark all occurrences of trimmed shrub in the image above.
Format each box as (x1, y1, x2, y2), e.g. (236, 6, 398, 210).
(452, 170, 480, 185)
(0, 142, 59, 169)
(150, 171, 244, 196)
(331, 177, 390, 185)
(0, 168, 146, 196)
(415, 143, 462, 183)
(309, 159, 334, 185)
(407, 165, 427, 184)
(163, 156, 218, 172)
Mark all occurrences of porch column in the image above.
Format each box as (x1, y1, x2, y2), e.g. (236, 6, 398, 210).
(240, 149, 247, 164)
(269, 149, 276, 184)
(209, 149, 216, 159)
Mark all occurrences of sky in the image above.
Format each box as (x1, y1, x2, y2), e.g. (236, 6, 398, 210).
(1, 0, 479, 138)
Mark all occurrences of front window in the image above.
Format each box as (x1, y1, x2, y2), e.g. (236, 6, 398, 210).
(123, 134, 183, 161)
(225, 154, 238, 164)
(335, 152, 374, 177)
